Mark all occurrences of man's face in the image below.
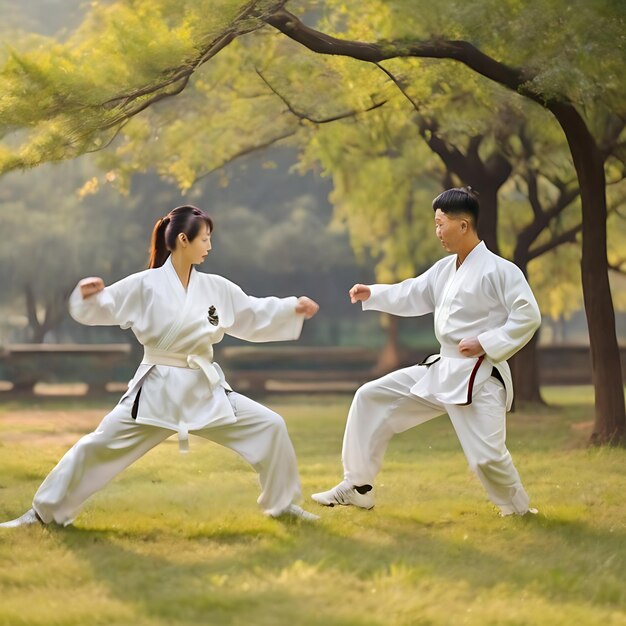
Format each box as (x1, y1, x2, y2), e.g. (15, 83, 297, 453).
(434, 208, 467, 254)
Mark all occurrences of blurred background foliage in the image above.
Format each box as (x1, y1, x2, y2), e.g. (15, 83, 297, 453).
(0, 0, 624, 351)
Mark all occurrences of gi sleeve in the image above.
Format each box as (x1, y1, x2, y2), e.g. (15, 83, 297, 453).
(68, 272, 144, 329)
(362, 265, 437, 317)
(222, 279, 304, 343)
(477, 265, 541, 363)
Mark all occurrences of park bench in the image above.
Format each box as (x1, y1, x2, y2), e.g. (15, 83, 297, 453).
(0, 343, 134, 394)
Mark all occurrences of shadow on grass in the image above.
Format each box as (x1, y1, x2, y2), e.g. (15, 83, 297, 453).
(53, 522, 384, 626)
(50, 506, 626, 625)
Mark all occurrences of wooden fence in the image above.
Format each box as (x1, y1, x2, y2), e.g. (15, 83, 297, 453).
(0, 343, 624, 395)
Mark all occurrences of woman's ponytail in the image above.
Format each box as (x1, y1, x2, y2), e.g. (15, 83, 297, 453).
(148, 216, 171, 268)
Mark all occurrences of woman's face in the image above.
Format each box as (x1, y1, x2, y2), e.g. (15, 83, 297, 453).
(185, 222, 212, 265)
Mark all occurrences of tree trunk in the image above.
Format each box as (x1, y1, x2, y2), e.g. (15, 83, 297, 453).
(24, 284, 44, 342)
(512, 249, 545, 404)
(372, 314, 401, 377)
(421, 130, 505, 255)
(41, 293, 69, 342)
(476, 185, 499, 255)
(510, 332, 545, 406)
(24, 284, 69, 343)
(551, 103, 626, 445)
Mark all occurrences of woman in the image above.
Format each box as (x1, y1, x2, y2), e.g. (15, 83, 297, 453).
(1, 205, 320, 527)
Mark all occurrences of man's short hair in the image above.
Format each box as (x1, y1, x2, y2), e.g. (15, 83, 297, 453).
(432, 187, 480, 228)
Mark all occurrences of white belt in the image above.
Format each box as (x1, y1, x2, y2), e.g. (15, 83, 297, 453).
(142, 347, 221, 385)
(439, 345, 480, 359)
(141, 347, 222, 452)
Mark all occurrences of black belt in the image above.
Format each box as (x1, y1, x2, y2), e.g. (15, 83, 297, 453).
(491, 367, 505, 385)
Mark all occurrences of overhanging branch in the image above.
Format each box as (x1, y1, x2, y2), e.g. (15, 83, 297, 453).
(255, 68, 387, 124)
(264, 9, 543, 105)
(193, 128, 298, 184)
(191, 70, 389, 188)
(93, 1, 287, 132)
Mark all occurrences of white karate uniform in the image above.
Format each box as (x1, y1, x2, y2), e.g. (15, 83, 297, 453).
(343, 242, 541, 514)
(33, 258, 305, 524)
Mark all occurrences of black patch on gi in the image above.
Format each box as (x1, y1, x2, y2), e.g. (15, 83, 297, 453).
(208, 305, 219, 326)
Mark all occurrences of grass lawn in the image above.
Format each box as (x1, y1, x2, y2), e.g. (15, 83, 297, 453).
(0, 387, 625, 626)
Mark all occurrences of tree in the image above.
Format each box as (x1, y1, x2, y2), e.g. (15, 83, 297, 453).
(261, 1, 626, 443)
(0, 159, 157, 341)
(0, 0, 624, 442)
(275, 56, 603, 401)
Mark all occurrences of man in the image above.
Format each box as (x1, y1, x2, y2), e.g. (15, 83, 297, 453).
(312, 187, 541, 516)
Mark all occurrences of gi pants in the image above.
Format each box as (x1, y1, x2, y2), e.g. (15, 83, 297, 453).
(342, 365, 530, 515)
(33, 392, 301, 525)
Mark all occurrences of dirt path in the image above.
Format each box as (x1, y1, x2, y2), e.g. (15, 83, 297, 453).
(0, 409, 104, 446)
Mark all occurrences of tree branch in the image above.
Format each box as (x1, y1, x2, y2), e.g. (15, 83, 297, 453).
(526, 200, 619, 262)
(375, 61, 518, 194)
(599, 116, 626, 158)
(193, 128, 298, 184)
(255, 69, 386, 124)
(84, 119, 132, 153)
(265, 9, 543, 105)
(516, 184, 580, 264)
(527, 223, 581, 261)
(526, 168, 544, 219)
(518, 126, 544, 218)
(374, 62, 422, 113)
(192, 70, 389, 187)
(608, 261, 626, 274)
(92, 1, 288, 133)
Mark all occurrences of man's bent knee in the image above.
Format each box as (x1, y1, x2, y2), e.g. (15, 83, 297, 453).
(354, 380, 382, 405)
(261, 411, 287, 433)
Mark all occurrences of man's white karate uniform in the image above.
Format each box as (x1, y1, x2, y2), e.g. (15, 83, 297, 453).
(342, 242, 541, 515)
(33, 258, 306, 524)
